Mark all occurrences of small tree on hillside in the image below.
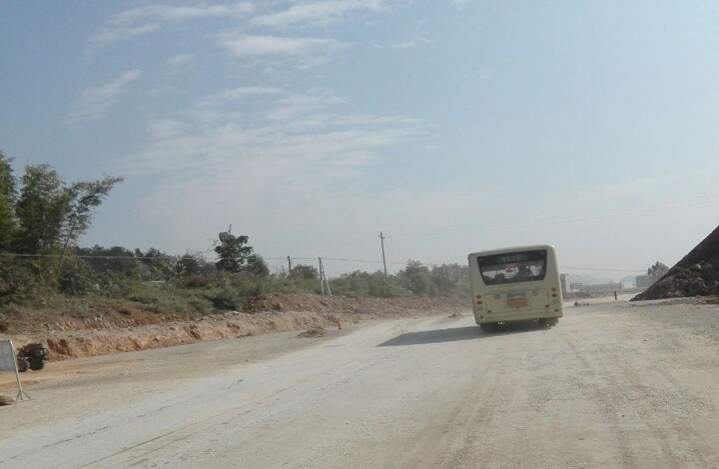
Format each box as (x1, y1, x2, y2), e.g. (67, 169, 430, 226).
(176, 254, 201, 276)
(0, 151, 17, 251)
(647, 262, 669, 280)
(12, 164, 122, 255)
(289, 264, 319, 280)
(246, 254, 270, 277)
(214, 229, 254, 273)
(398, 260, 437, 296)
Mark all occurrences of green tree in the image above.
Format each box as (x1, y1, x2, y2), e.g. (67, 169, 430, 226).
(13, 164, 122, 254)
(0, 151, 17, 251)
(176, 254, 202, 277)
(214, 229, 254, 273)
(136, 247, 174, 280)
(63, 175, 123, 248)
(430, 263, 469, 297)
(329, 270, 409, 298)
(78, 245, 138, 275)
(647, 262, 669, 280)
(13, 164, 70, 254)
(398, 260, 437, 296)
(289, 264, 319, 280)
(246, 254, 270, 277)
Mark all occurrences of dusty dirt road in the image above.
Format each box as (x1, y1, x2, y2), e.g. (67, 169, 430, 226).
(2, 299, 719, 469)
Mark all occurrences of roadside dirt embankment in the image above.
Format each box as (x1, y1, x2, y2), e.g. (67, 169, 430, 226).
(633, 224, 719, 301)
(5, 295, 468, 360)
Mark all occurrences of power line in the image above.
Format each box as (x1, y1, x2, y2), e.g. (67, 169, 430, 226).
(0, 252, 647, 274)
(559, 266, 645, 273)
(383, 192, 719, 238)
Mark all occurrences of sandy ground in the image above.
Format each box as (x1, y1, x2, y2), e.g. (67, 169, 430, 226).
(1, 298, 719, 468)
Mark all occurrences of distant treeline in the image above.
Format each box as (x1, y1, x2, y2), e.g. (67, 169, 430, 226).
(0, 152, 469, 315)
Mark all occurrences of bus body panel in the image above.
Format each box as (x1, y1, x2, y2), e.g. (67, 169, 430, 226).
(468, 245, 563, 325)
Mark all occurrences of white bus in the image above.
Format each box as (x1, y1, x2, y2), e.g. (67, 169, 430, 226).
(468, 245, 563, 331)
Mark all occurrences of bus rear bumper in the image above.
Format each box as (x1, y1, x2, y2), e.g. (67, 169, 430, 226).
(474, 309, 562, 324)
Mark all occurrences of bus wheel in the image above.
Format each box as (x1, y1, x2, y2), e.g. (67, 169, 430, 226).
(539, 318, 558, 328)
(479, 323, 498, 333)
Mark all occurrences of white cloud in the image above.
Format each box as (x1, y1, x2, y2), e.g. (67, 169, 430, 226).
(118, 87, 423, 255)
(251, 0, 384, 28)
(375, 37, 433, 50)
(264, 92, 346, 121)
(123, 88, 418, 176)
(91, 23, 162, 46)
(217, 33, 347, 58)
(146, 118, 192, 140)
(112, 2, 255, 23)
(197, 86, 284, 107)
(92, 2, 254, 47)
(166, 53, 195, 66)
(148, 85, 182, 98)
(66, 70, 142, 127)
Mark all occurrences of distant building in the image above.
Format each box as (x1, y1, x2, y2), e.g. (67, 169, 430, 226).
(636, 274, 653, 288)
(580, 282, 623, 294)
(560, 274, 568, 292)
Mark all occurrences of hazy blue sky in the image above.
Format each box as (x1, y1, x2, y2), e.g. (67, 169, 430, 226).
(1, 1, 718, 277)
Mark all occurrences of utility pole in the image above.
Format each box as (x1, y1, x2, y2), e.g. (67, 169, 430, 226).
(325, 268, 332, 296)
(318, 257, 325, 295)
(379, 232, 388, 276)
(287, 256, 292, 276)
(318, 257, 332, 296)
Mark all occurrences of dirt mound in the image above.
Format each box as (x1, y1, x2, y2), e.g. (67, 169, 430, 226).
(0, 395, 14, 406)
(244, 294, 466, 316)
(4, 295, 468, 360)
(297, 327, 327, 338)
(3, 301, 188, 336)
(633, 225, 719, 301)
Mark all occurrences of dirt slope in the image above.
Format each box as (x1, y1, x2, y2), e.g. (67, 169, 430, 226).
(3, 294, 467, 360)
(633, 224, 719, 300)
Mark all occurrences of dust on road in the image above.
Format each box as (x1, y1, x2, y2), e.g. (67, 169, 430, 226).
(1, 300, 719, 469)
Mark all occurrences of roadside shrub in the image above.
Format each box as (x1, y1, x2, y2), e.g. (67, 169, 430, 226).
(329, 271, 411, 298)
(397, 261, 437, 297)
(206, 287, 244, 311)
(58, 259, 98, 295)
(187, 297, 214, 314)
(184, 275, 211, 289)
(0, 259, 35, 305)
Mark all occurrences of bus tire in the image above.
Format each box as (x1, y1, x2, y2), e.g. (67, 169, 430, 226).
(539, 318, 558, 328)
(479, 323, 498, 333)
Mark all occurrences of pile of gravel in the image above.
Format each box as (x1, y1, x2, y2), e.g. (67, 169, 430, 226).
(296, 327, 327, 338)
(0, 395, 14, 406)
(633, 225, 719, 301)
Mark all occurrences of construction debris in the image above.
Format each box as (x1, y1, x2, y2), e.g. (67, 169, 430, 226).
(296, 327, 327, 338)
(0, 395, 15, 406)
(632, 225, 719, 301)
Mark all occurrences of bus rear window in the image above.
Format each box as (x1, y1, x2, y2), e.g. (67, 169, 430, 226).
(477, 250, 547, 285)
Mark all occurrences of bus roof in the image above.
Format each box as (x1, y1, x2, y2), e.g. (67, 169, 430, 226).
(467, 244, 555, 259)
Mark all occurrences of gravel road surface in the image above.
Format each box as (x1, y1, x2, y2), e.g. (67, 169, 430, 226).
(2, 299, 719, 469)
